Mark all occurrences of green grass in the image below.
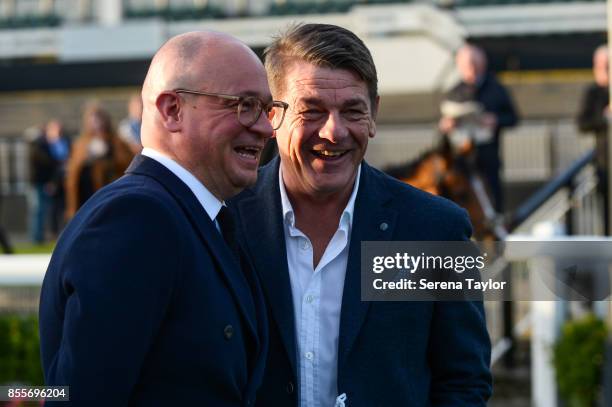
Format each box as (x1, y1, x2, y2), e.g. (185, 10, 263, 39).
(12, 242, 56, 255)
(0, 315, 44, 386)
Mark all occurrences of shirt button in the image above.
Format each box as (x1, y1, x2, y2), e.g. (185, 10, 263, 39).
(224, 325, 234, 340)
(305, 351, 314, 360)
(305, 295, 314, 304)
(301, 240, 311, 250)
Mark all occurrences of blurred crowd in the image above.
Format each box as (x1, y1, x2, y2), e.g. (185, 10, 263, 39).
(27, 95, 142, 245)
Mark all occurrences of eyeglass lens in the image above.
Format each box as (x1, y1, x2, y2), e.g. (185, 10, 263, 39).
(238, 98, 286, 130)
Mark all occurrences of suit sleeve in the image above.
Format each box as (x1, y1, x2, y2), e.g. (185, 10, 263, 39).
(41, 193, 183, 406)
(428, 209, 493, 406)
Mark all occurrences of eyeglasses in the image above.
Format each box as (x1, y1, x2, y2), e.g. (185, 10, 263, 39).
(174, 89, 289, 130)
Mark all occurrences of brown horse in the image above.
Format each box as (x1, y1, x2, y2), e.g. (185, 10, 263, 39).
(384, 139, 506, 240)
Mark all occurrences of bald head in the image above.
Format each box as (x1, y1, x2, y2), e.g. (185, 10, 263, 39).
(141, 31, 263, 147)
(456, 44, 487, 85)
(142, 31, 258, 117)
(137, 30, 273, 200)
(593, 45, 609, 87)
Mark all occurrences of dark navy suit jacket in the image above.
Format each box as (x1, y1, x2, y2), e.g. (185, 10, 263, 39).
(230, 158, 492, 406)
(39, 155, 268, 406)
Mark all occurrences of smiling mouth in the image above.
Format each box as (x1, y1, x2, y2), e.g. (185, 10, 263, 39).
(311, 149, 349, 159)
(234, 145, 262, 160)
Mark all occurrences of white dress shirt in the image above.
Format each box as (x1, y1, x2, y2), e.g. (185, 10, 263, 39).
(279, 165, 361, 407)
(141, 148, 223, 225)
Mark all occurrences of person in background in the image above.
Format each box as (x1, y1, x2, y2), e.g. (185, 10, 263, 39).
(28, 119, 71, 243)
(118, 93, 143, 154)
(439, 44, 519, 212)
(64, 103, 133, 220)
(577, 44, 610, 235)
(0, 192, 13, 254)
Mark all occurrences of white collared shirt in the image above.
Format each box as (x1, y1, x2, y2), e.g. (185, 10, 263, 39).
(141, 148, 223, 224)
(279, 165, 361, 407)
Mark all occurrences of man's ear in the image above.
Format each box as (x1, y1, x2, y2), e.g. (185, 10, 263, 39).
(371, 95, 380, 121)
(156, 91, 182, 133)
(369, 95, 380, 139)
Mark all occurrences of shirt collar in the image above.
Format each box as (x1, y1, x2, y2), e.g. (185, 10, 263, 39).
(141, 147, 223, 222)
(278, 164, 361, 233)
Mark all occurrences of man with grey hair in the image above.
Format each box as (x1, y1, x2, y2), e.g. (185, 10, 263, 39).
(40, 31, 284, 405)
(230, 23, 492, 406)
(577, 44, 610, 234)
(439, 43, 519, 213)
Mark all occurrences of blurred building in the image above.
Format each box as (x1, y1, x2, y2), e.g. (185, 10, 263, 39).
(0, 0, 606, 233)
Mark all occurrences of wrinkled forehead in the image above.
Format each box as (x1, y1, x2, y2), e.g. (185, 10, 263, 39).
(284, 62, 370, 106)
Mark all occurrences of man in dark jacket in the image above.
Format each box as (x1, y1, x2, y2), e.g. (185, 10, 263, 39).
(231, 24, 491, 407)
(29, 119, 71, 243)
(577, 44, 610, 234)
(439, 44, 519, 212)
(39, 31, 275, 406)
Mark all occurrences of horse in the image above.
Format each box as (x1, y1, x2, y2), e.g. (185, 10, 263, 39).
(383, 138, 507, 240)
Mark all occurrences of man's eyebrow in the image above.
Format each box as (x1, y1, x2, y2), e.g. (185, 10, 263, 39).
(342, 98, 369, 108)
(212, 90, 271, 103)
(294, 97, 368, 108)
(294, 97, 322, 106)
(238, 90, 273, 101)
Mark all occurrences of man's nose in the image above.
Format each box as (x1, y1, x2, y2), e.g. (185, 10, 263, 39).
(250, 110, 274, 139)
(319, 111, 348, 143)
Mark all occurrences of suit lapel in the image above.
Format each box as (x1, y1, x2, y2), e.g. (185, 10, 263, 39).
(236, 159, 298, 375)
(338, 163, 398, 368)
(126, 155, 258, 341)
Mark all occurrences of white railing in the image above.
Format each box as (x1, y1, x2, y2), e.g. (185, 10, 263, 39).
(0, 254, 49, 313)
(0, 254, 49, 284)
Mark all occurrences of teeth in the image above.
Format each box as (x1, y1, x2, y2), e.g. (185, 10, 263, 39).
(315, 150, 344, 157)
(235, 146, 260, 158)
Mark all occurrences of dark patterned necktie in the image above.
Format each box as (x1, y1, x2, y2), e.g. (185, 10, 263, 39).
(217, 206, 239, 256)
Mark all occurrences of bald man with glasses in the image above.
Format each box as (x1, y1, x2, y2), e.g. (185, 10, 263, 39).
(39, 31, 285, 406)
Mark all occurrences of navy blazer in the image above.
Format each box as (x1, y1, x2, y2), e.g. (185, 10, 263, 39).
(230, 158, 492, 407)
(39, 155, 268, 406)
